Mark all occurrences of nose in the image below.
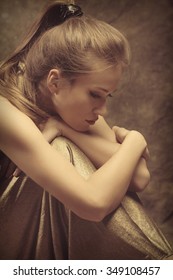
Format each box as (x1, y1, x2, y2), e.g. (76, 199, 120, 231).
(93, 102, 107, 117)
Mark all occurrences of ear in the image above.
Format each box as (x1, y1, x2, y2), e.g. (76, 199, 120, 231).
(47, 69, 61, 94)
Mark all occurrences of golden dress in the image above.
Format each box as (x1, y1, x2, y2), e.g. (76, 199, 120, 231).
(0, 137, 172, 259)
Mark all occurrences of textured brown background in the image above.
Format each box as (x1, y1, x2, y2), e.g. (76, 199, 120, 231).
(0, 0, 173, 246)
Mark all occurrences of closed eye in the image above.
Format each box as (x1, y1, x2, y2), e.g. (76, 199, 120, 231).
(90, 92, 101, 98)
(90, 92, 113, 99)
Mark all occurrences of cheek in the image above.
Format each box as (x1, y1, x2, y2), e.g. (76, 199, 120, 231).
(62, 102, 84, 121)
(58, 89, 92, 121)
(69, 96, 91, 114)
(65, 102, 89, 125)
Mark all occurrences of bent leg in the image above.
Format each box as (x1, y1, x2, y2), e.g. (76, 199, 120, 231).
(51, 137, 173, 260)
(1, 137, 172, 260)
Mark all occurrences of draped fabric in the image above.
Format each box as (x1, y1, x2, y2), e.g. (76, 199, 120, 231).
(0, 137, 172, 259)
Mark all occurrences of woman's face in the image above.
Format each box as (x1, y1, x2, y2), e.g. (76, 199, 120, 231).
(52, 63, 123, 131)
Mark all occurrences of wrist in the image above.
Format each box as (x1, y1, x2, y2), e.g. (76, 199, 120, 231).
(128, 131, 147, 149)
(121, 131, 147, 158)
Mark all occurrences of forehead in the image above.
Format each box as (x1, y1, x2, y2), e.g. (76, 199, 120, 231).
(74, 64, 123, 92)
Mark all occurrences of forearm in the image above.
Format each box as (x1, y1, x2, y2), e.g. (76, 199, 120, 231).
(63, 124, 150, 192)
(40, 117, 150, 194)
(88, 131, 147, 216)
(63, 124, 119, 167)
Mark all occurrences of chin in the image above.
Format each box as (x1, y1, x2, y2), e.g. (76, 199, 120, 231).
(69, 123, 90, 132)
(75, 127, 89, 132)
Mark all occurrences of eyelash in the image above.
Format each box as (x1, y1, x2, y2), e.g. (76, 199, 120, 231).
(90, 92, 100, 98)
(90, 92, 113, 98)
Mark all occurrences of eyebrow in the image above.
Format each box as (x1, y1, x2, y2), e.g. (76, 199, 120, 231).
(96, 87, 108, 93)
(96, 87, 117, 96)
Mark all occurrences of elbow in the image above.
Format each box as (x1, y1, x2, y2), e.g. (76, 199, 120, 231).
(91, 202, 120, 222)
(77, 199, 115, 222)
(91, 207, 109, 222)
(130, 157, 151, 193)
(139, 169, 151, 191)
(85, 209, 108, 222)
(134, 169, 151, 192)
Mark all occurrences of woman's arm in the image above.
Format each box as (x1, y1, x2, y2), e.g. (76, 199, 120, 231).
(0, 98, 147, 221)
(112, 126, 150, 191)
(56, 116, 150, 192)
(38, 116, 150, 192)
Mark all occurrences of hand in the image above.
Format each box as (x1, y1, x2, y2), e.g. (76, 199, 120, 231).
(112, 126, 130, 143)
(112, 126, 150, 161)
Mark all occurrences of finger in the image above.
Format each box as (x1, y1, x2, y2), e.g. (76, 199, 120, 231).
(112, 126, 120, 132)
(116, 127, 130, 143)
(112, 126, 121, 142)
(112, 126, 130, 135)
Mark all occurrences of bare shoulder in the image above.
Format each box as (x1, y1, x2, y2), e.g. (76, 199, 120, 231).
(0, 96, 59, 176)
(0, 96, 32, 134)
(0, 95, 26, 124)
(0, 96, 42, 152)
(0, 96, 25, 135)
(88, 116, 116, 142)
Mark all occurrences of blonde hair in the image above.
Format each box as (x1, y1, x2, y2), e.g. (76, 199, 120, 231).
(0, 0, 130, 125)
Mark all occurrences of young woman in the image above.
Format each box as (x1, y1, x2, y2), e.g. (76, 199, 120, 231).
(0, 1, 172, 259)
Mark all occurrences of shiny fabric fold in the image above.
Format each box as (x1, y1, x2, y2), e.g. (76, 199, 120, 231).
(0, 137, 172, 259)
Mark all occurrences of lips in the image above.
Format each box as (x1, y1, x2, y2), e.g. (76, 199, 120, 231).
(86, 118, 98, 125)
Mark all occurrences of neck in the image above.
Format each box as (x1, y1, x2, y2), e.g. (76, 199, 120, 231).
(37, 81, 56, 116)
